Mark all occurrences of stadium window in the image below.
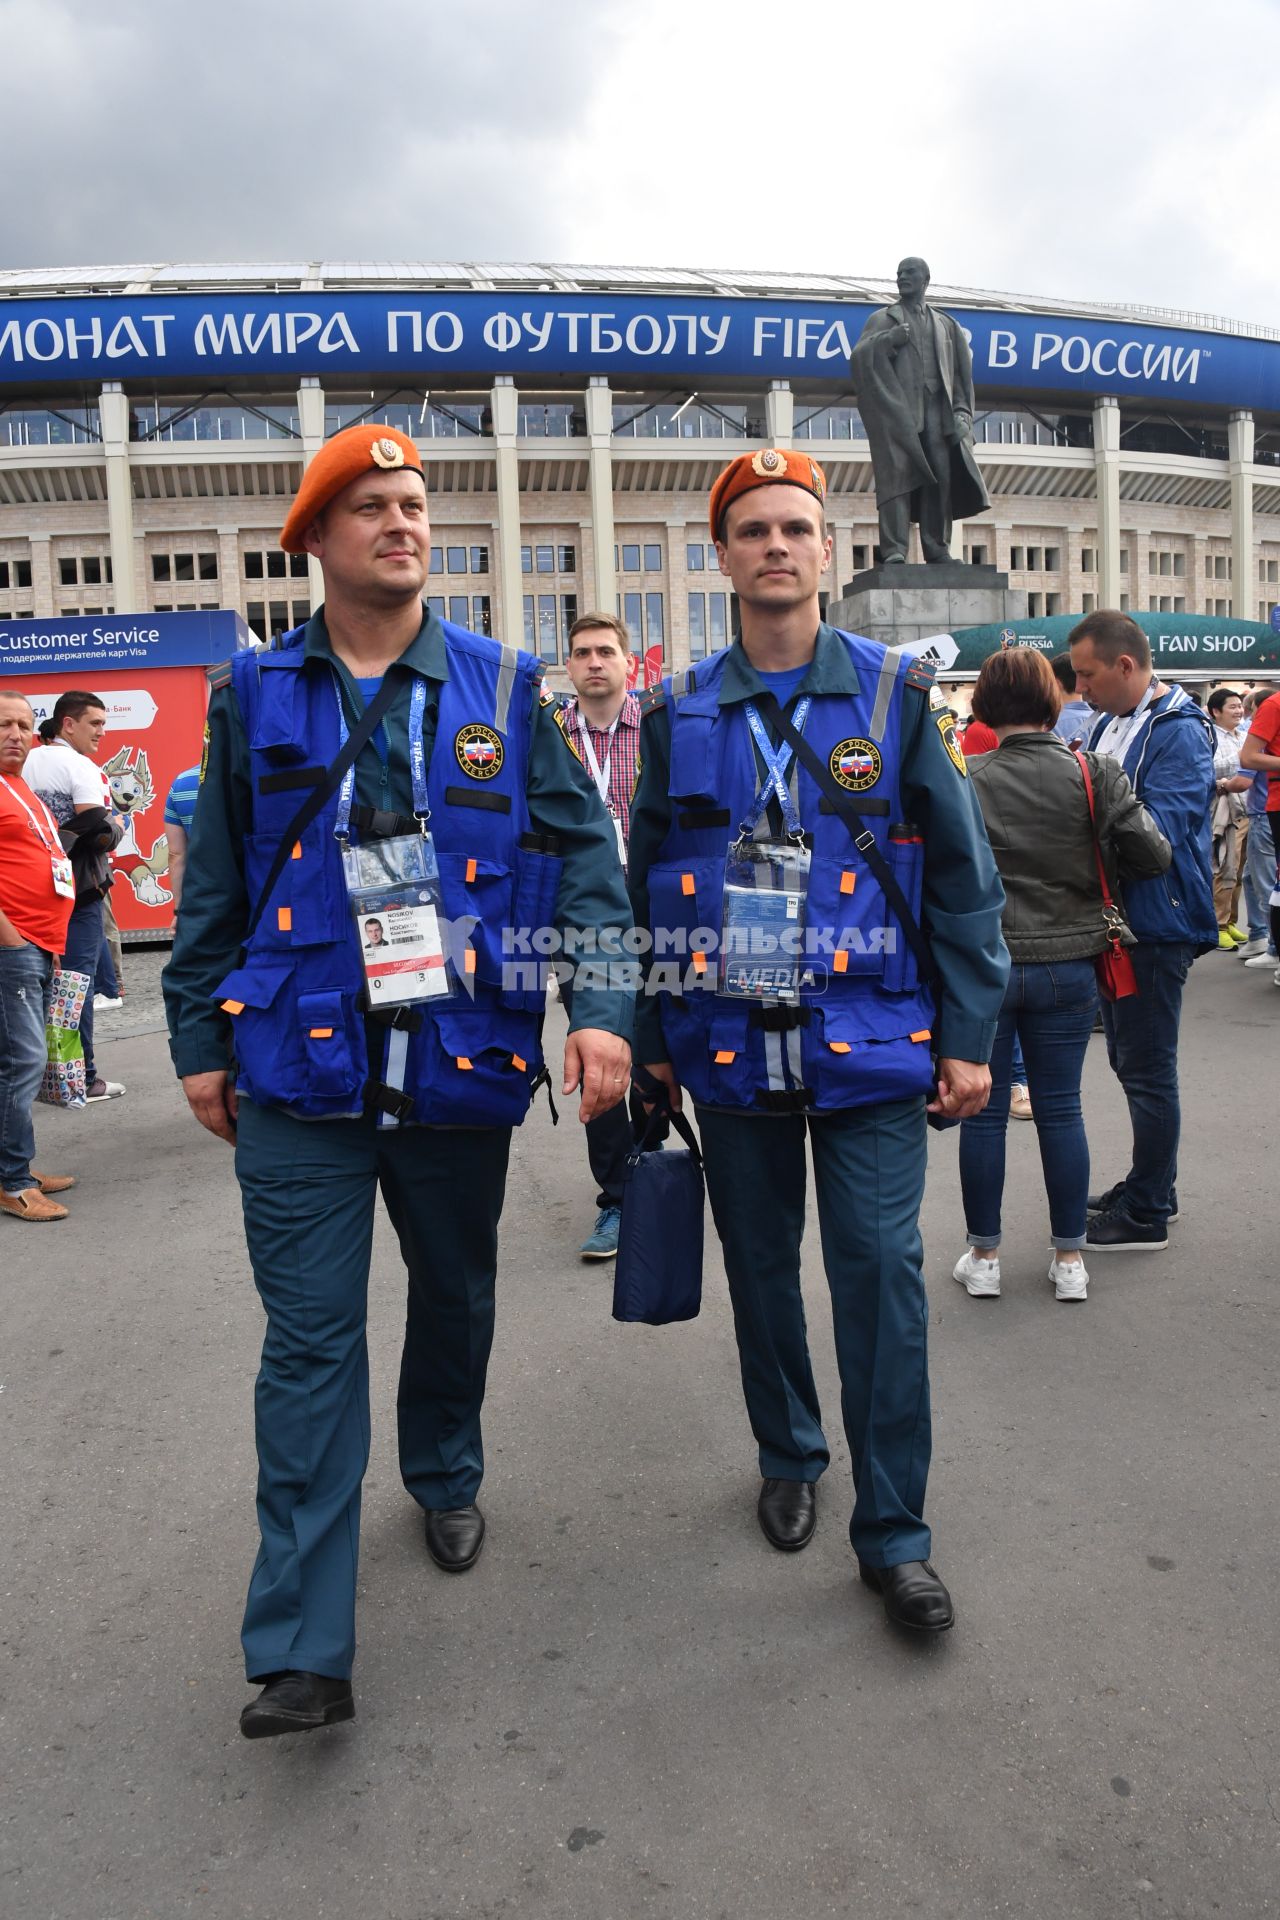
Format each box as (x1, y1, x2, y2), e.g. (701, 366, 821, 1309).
(1028, 593, 1042, 616)
(175, 602, 197, 613)
(292, 600, 310, 625)
(1159, 553, 1172, 577)
(1081, 547, 1094, 572)
(1009, 547, 1024, 570)
(560, 593, 577, 646)
(557, 544, 576, 573)
(968, 544, 987, 567)
(267, 551, 287, 579)
(1119, 551, 1129, 573)
(1119, 594, 1130, 611)
(521, 546, 532, 574)
(1174, 597, 1185, 613)
(269, 600, 289, 633)
(1148, 598, 1159, 612)
(58, 558, 78, 586)
(173, 553, 194, 582)
(621, 544, 641, 573)
(472, 595, 492, 635)
(1044, 547, 1061, 572)
(623, 592, 643, 650)
(1046, 593, 1061, 615)
(447, 546, 467, 574)
(688, 593, 707, 659)
(523, 595, 534, 648)
(430, 546, 444, 574)
(199, 552, 218, 580)
(643, 543, 662, 572)
(152, 554, 172, 582)
(289, 553, 308, 579)
(470, 545, 490, 574)
(645, 593, 665, 655)
(1160, 596, 1172, 612)
(1174, 553, 1185, 576)
(709, 592, 728, 648)
(82, 556, 102, 585)
(426, 595, 446, 620)
(537, 593, 557, 661)
(0, 563, 8, 589)
(1082, 593, 1096, 614)
(246, 600, 266, 639)
(243, 551, 263, 579)
(535, 544, 554, 574)
(1027, 547, 1042, 571)
(15, 560, 31, 589)
(1270, 560, 1279, 582)
(449, 594, 468, 625)
(686, 543, 704, 572)
(1205, 555, 1213, 578)
(83, 606, 102, 616)
(852, 544, 869, 571)
(1148, 551, 1158, 575)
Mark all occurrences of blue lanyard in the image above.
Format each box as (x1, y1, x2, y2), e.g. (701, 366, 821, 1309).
(741, 696, 810, 841)
(332, 671, 429, 841)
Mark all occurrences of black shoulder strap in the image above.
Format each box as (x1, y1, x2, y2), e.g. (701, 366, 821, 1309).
(244, 667, 405, 943)
(755, 693, 938, 987)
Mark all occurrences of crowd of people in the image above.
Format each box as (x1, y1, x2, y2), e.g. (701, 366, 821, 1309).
(3, 427, 1279, 1741)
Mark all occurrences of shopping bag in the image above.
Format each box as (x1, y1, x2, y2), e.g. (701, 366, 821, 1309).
(37, 968, 91, 1109)
(613, 1076, 705, 1326)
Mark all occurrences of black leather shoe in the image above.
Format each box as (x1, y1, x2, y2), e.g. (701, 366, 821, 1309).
(424, 1503, 486, 1571)
(859, 1559, 955, 1632)
(240, 1670, 354, 1739)
(757, 1478, 817, 1552)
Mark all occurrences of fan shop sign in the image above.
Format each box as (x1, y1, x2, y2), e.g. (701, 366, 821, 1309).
(1, 293, 1278, 411)
(917, 614, 1280, 676)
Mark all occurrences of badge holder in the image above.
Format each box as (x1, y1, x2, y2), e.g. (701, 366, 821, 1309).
(719, 835, 811, 1002)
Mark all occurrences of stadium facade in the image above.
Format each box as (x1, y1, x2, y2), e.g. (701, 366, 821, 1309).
(1, 260, 1278, 679)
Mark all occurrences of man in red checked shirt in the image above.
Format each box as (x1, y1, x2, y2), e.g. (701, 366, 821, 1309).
(0, 689, 77, 1221)
(556, 612, 644, 1258)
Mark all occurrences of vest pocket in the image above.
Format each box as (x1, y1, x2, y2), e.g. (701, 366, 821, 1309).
(437, 852, 514, 988)
(214, 959, 307, 1104)
(809, 1005, 934, 1110)
(805, 858, 888, 980)
(648, 859, 720, 991)
(706, 1003, 756, 1108)
(245, 819, 343, 949)
(297, 989, 362, 1101)
(882, 831, 924, 994)
(503, 844, 564, 1010)
(420, 1007, 542, 1127)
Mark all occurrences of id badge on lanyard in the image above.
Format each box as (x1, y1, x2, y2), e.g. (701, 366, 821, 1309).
(332, 674, 457, 1006)
(578, 714, 627, 867)
(718, 700, 812, 1003)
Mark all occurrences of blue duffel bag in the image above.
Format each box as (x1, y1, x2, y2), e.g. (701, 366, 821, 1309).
(612, 1077, 705, 1326)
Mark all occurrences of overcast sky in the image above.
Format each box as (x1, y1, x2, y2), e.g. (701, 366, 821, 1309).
(3, 0, 1277, 326)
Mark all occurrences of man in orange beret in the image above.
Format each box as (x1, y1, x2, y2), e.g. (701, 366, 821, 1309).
(165, 423, 634, 1737)
(627, 450, 1008, 1634)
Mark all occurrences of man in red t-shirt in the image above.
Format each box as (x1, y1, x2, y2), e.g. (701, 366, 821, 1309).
(1240, 689, 1280, 982)
(0, 689, 77, 1220)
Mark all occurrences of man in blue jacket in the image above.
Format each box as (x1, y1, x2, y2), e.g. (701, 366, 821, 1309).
(1069, 610, 1216, 1252)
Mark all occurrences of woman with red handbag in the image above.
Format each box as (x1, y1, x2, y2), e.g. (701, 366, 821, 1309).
(951, 648, 1171, 1303)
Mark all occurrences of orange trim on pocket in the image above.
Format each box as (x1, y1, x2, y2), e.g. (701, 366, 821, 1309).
(465, 857, 478, 884)
(692, 949, 707, 974)
(221, 998, 245, 1015)
(839, 870, 855, 895)
(511, 1054, 527, 1073)
(832, 948, 848, 974)
(308, 1027, 334, 1039)
(909, 1029, 932, 1043)
(829, 1041, 852, 1054)
(456, 1056, 473, 1070)
(681, 872, 696, 896)
(277, 906, 292, 932)
(464, 948, 477, 974)
(714, 1049, 736, 1065)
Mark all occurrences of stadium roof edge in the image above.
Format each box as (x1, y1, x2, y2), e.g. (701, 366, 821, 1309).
(0, 260, 1275, 345)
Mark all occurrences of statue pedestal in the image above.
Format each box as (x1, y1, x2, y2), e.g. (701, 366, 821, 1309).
(827, 564, 1028, 652)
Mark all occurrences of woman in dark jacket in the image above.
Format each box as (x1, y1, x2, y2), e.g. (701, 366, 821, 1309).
(953, 648, 1171, 1304)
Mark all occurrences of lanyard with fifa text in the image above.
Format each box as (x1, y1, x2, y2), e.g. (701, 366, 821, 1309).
(740, 697, 810, 842)
(331, 671, 429, 842)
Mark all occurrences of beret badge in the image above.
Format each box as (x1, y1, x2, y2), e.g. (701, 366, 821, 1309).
(370, 436, 406, 470)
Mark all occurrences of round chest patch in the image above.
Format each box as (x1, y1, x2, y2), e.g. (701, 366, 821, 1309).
(829, 737, 882, 791)
(455, 723, 504, 780)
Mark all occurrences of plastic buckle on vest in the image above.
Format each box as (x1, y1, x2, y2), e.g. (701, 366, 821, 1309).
(529, 1065, 559, 1126)
(749, 1004, 811, 1033)
(754, 1088, 815, 1115)
(363, 1079, 415, 1122)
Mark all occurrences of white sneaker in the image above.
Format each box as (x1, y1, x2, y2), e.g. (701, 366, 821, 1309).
(1243, 950, 1278, 969)
(953, 1249, 1001, 1297)
(1009, 1084, 1033, 1121)
(1236, 938, 1269, 959)
(1049, 1257, 1088, 1302)
(93, 994, 123, 1011)
(1274, 968, 1280, 988)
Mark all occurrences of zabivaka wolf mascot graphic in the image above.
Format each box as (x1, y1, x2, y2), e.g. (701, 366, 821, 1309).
(103, 745, 172, 907)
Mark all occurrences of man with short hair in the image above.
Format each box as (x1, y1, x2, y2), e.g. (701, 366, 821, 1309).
(0, 690, 77, 1221)
(628, 449, 1008, 1634)
(1206, 687, 1252, 946)
(164, 423, 633, 1738)
(556, 611, 643, 1259)
(1239, 683, 1280, 984)
(26, 689, 125, 1102)
(1069, 611, 1216, 1250)
(1051, 655, 1093, 748)
(162, 762, 202, 913)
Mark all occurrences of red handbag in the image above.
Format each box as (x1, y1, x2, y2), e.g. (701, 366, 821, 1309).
(1073, 750, 1139, 1001)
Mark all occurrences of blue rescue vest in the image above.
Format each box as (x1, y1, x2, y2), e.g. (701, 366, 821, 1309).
(648, 632, 937, 1113)
(213, 622, 561, 1127)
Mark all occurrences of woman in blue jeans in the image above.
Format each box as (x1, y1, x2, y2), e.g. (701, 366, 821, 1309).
(953, 648, 1172, 1302)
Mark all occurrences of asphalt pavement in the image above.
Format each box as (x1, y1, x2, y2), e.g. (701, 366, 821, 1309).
(2, 948, 1277, 1920)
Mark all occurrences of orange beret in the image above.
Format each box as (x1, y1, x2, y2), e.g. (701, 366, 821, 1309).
(709, 448, 828, 539)
(280, 424, 425, 553)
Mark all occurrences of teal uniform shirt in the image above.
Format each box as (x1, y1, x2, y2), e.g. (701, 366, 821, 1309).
(164, 607, 634, 1080)
(626, 625, 1009, 1071)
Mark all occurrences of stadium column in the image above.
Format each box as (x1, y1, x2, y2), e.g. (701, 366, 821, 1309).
(1228, 411, 1254, 620)
(296, 378, 326, 612)
(586, 378, 616, 614)
(1093, 396, 1122, 608)
(491, 377, 523, 651)
(99, 383, 137, 614)
(766, 381, 793, 449)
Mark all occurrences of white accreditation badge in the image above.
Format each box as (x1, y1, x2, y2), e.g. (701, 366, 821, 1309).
(341, 834, 454, 1006)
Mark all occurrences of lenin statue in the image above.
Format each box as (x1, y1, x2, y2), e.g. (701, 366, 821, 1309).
(850, 257, 990, 564)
